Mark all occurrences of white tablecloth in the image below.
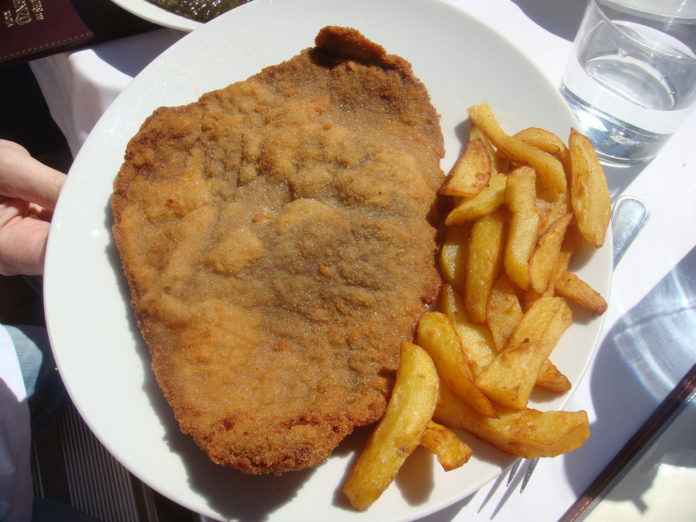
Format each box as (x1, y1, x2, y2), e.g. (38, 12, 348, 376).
(29, 1, 696, 520)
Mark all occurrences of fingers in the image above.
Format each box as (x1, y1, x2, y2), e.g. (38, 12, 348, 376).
(0, 140, 66, 210)
(0, 211, 49, 276)
(0, 139, 29, 155)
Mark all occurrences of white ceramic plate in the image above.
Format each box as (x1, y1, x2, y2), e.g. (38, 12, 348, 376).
(110, 0, 202, 32)
(44, 1, 612, 520)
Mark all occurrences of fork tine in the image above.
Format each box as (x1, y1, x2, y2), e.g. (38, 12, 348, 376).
(506, 459, 521, 486)
(519, 459, 539, 492)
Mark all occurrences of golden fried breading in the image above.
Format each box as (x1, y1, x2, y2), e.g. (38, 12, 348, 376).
(112, 26, 444, 474)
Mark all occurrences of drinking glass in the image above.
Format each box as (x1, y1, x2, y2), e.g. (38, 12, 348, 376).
(561, 0, 696, 166)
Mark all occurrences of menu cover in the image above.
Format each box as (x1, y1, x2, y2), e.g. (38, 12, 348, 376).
(0, 0, 156, 65)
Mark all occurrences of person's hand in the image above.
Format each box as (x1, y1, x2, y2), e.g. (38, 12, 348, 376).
(0, 140, 66, 276)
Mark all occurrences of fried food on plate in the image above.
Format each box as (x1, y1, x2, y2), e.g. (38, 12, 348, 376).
(529, 213, 573, 294)
(469, 104, 567, 199)
(445, 172, 507, 225)
(569, 129, 611, 247)
(417, 312, 495, 417)
(538, 195, 570, 236)
(465, 210, 505, 323)
(555, 271, 609, 315)
(343, 342, 439, 510)
(476, 297, 572, 409)
(428, 108, 609, 477)
(421, 421, 472, 471)
(440, 226, 469, 293)
(440, 138, 491, 197)
(435, 384, 590, 458)
(112, 26, 444, 475)
(441, 282, 569, 394)
(515, 127, 570, 171)
(505, 166, 540, 290)
(486, 274, 523, 351)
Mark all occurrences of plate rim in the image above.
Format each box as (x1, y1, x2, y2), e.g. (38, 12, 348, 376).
(44, 1, 613, 519)
(109, 0, 202, 32)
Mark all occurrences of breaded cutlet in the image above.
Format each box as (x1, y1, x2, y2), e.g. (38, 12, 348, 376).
(112, 26, 444, 474)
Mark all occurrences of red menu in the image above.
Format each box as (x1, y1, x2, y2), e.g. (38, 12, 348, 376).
(0, 0, 156, 65)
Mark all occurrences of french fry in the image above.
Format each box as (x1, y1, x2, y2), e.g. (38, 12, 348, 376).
(529, 214, 573, 294)
(421, 421, 473, 471)
(442, 284, 570, 394)
(549, 249, 573, 294)
(343, 342, 439, 510)
(504, 167, 539, 290)
(440, 139, 491, 197)
(555, 271, 608, 315)
(465, 210, 505, 323)
(486, 275, 523, 351)
(469, 104, 567, 199)
(439, 283, 464, 323)
(476, 297, 572, 409)
(515, 127, 568, 157)
(417, 312, 495, 417)
(445, 172, 507, 225)
(536, 361, 572, 393)
(435, 384, 590, 458)
(470, 126, 497, 172)
(521, 247, 573, 309)
(440, 284, 496, 376)
(515, 127, 570, 171)
(439, 226, 469, 292)
(568, 129, 611, 247)
(457, 322, 498, 377)
(538, 195, 570, 236)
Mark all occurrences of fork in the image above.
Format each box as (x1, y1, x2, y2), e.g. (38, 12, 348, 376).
(501, 196, 649, 497)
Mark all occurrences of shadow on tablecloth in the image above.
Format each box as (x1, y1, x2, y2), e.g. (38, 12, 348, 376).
(563, 245, 696, 502)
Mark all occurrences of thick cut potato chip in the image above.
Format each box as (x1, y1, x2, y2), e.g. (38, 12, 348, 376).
(568, 129, 611, 247)
(495, 149, 513, 173)
(505, 213, 539, 290)
(417, 312, 495, 417)
(469, 104, 567, 199)
(439, 283, 465, 324)
(435, 384, 590, 458)
(476, 297, 572, 409)
(465, 211, 505, 323)
(343, 342, 438, 510)
(538, 196, 570, 236)
(470, 126, 497, 172)
(536, 361, 572, 393)
(506, 167, 537, 214)
(441, 139, 491, 197)
(549, 249, 573, 294)
(445, 172, 507, 225)
(441, 284, 570, 394)
(529, 214, 573, 294)
(421, 421, 473, 471)
(555, 271, 608, 315)
(504, 167, 539, 290)
(439, 226, 469, 293)
(515, 127, 570, 171)
(486, 275, 523, 351)
(523, 248, 573, 309)
(440, 285, 496, 376)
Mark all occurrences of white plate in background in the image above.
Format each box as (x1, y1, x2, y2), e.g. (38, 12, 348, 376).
(110, 0, 202, 31)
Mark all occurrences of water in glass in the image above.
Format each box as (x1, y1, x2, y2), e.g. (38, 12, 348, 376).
(562, 0, 696, 165)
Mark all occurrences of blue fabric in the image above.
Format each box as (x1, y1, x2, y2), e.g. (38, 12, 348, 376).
(5, 325, 65, 430)
(5, 325, 47, 399)
(2, 325, 97, 522)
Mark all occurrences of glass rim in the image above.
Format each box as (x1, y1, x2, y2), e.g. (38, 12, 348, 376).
(597, 0, 696, 21)
(586, 0, 696, 62)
